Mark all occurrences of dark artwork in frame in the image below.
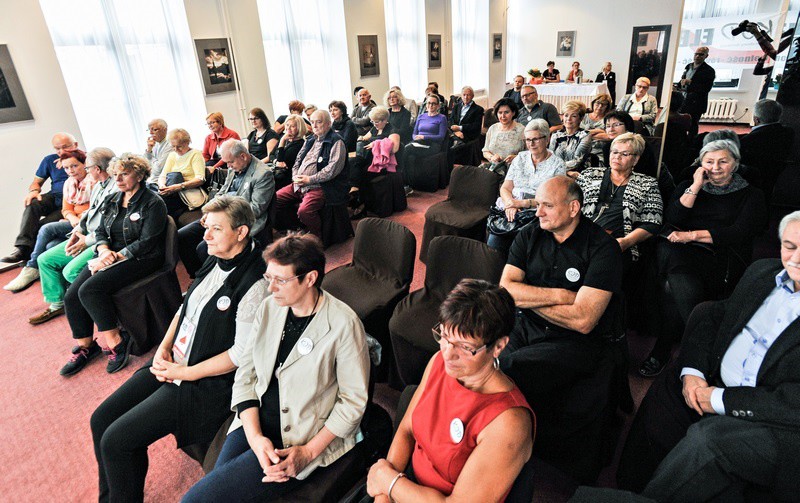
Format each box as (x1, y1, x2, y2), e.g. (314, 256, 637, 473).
(0, 45, 33, 124)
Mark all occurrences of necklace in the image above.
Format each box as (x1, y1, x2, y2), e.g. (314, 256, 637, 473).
(281, 288, 320, 341)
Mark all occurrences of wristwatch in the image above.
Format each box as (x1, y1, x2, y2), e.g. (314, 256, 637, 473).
(180, 182, 186, 190)
(684, 187, 697, 195)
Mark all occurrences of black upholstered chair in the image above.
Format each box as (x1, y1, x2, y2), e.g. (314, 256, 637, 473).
(112, 216, 182, 355)
(389, 236, 505, 387)
(418, 164, 500, 262)
(404, 136, 451, 193)
(362, 170, 407, 218)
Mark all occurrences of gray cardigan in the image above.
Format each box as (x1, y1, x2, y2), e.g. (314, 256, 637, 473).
(214, 156, 275, 236)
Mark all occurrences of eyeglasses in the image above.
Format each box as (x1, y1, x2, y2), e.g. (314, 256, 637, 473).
(521, 93, 536, 99)
(610, 150, 636, 158)
(635, 85, 649, 89)
(248, 117, 258, 121)
(605, 122, 625, 129)
(206, 121, 219, 126)
(525, 136, 547, 143)
(263, 272, 305, 286)
(432, 323, 487, 357)
(371, 119, 386, 124)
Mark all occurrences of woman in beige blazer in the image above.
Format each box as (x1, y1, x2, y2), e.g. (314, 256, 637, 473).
(183, 233, 370, 502)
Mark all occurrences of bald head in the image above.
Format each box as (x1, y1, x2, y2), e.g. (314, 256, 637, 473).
(52, 132, 78, 157)
(310, 109, 332, 137)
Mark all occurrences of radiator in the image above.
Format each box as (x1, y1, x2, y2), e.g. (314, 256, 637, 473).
(701, 98, 738, 122)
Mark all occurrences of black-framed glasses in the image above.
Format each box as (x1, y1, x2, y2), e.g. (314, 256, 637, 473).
(525, 136, 547, 143)
(432, 323, 487, 357)
(605, 122, 625, 129)
(610, 150, 636, 158)
(263, 272, 305, 286)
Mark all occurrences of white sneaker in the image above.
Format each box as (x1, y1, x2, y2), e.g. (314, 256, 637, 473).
(3, 266, 39, 292)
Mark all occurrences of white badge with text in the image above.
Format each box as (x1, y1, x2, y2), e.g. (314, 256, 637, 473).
(298, 337, 314, 355)
(216, 296, 231, 311)
(565, 268, 581, 282)
(129, 212, 141, 222)
(450, 418, 465, 444)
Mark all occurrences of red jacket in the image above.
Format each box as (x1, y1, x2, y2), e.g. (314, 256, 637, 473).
(203, 126, 240, 168)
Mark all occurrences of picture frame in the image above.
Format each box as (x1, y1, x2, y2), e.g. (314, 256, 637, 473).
(556, 30, 576, 57)
(194, 38, 237, 95)
(358, 35, 380, 77)
(0, 45, 33, 124)
(493, 33, 503, 61)
(428, 34, 442, 69)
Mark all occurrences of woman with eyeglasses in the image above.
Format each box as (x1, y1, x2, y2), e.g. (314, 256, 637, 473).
(365, 279, 534, 503)
(90, 195, 267, 502)
(402, 94, 449, 192)
(246, 107, 279, 163)
(184, 232, 369, 502)
(601, 110, 660, 177)
(616, 77, 658, 135)
(486, 119, 566, 256)
(203, 112, 241, 170)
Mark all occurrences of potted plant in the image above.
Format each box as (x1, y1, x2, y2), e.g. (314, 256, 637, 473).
(528, 68, 544, 84)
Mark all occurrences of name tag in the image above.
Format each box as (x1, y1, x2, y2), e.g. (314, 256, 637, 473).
(172, 317, 196, 362)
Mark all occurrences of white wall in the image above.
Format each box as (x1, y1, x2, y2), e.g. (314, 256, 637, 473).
(426, 0, 451, 98)
(488, 0, 508, 104)
(345, 0, 391, 108)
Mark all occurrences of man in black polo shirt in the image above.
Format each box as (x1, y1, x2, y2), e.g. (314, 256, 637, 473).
(499, 175, 622, 399)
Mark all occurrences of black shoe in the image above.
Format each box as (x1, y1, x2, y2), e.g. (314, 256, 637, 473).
(60, 341, 101, 376)
(106, 332, 133, 374)
(639, 355, 666, 378)
(1, 247, 26, 263)
(350, 204, 367, 220)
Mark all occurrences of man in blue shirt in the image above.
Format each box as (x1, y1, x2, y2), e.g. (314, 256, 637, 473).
(1, 133, 77, 268)
(617, 210, 800, 501)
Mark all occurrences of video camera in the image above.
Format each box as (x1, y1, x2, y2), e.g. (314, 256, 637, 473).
(732, 20, 773, 42)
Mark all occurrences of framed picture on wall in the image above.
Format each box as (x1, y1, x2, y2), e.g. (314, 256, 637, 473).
(358, 35, 380, 77)
(493, 33, 503, 61)
(0, 45, 33, 124)
(195, 38, 237, 95)
(556, 31, 576, 57)
(428, 34, 442, 69)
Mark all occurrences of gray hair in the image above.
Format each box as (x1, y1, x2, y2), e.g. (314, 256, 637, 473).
(53, 132, 77, 144)
(524, 118, 550, 141)
(521, 84, 536, 92)
(611, 132, 645, 157)
(148, 118, 167, 129)
(753, 99, 783, 124)
(369, 106, 389, 122)
(202, 194, 255, 231)
(696, 139, 740, 169)
(461, 85, 474, 94)
(384, 88, 407, 107)
(87, 147, 116, 172)
(779, 210, 800, 240)
(703, 129, 740, 148)
(221, 138, 249, 158)
(311, 109, 332, 126)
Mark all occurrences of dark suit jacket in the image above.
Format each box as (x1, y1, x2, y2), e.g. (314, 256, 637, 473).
(595, 71, 616, 102)
(739, 123, 795, 193)
(449, 101, 485, 142)
(679, 62, 715, 117)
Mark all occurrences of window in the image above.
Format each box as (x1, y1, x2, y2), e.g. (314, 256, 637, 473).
(40, 0, 207, 153)
(384, 0, 427, 102)
(682, 0, 757, 19)
(452, 0, 489, 92)
(257, 0, 350, 115)
(506, 0, 523, 82)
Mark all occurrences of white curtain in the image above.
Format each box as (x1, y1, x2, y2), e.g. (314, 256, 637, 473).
(506, 0, 523, 82)
(452, 0, 489, 92)
(384, 0, 427, 102)
(40, 0, 207, 154)
(682, 0, 757, 19)
(257, 0, 350, 114)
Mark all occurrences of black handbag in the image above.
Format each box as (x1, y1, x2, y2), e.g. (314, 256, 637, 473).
(486, 205, 538, 236)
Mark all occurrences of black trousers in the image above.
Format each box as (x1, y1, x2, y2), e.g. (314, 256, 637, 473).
(64, 256, 163, 339)
(161, 192, 187, 220)
(14, 192, 62, 252)
(177, 219, 208, 278)
(91, 368, 178, 503)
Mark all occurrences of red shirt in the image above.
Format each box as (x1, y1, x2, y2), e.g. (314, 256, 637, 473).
(411, 353, 534, 497)
(202, 126, 240, 168)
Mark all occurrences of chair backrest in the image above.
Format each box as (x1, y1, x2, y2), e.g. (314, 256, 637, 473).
(482, 107, 498, 134)
(163, 216, 179, 271)
(446, 165, 501, 207)
(351, 218, 416, 288)
(424, 236, 506, 297)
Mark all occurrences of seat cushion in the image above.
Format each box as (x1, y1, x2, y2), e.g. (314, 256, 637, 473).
(324, 267, 406, 319)
(425, 201, 490, 229)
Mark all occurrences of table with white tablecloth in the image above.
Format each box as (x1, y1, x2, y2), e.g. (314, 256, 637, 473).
(532, 82, 610, 111)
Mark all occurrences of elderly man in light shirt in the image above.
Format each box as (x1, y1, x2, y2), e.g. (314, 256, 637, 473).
(144, 118, 174, 190)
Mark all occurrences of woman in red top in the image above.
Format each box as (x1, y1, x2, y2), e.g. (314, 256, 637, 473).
(367, 279, 535, 502)
(203, 111, 241, 170)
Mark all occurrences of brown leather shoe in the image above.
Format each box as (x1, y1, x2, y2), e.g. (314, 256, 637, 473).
(29, 307, 65, 325)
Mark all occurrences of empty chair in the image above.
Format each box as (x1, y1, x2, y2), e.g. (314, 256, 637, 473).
(389, 236, 505, 387)
(419, 164, 500, 262)
(362, 171, 407, 218)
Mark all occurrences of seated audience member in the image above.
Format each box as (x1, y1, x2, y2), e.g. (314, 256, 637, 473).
(273, 100, 308, 135)
(739, 98, 795, 195)
(304, 104, 318, 122)
(365, 279, 534, 502)
(91, 195, 268, 503)
(503, 75, 526, 108)
(246, 107, 279, 163)
(329, 100, 358, 153)
(449, 86, 484, 143)
(1, 132, 77, 266)
(401, 94, 449, 192)
(183, 233, 369, 502)
(681, 129, 752, 185)
(640, 140, 768, 377)
(581, 94, 614, 161)
(349, 106, 401, 214)
(542, 61, 560, 82)
(178, 139, 275, 278)
(550, 101, 592, 175)
(144, 119, 174, 190)
(516, 85, 562, 132)
(617, 77, 658, 135)
(487, 119, 566, 255)
(566, 61, 584, 83)
(384, 88, 413, 145)
(658, 91, 692, 179)
(498, 176, 622, 402)
(5, 149, 92, 293)
(203, 112, 241, 169)
(28, 148, 118, 325)
(158, 128, 207, 219)
(617, 210, 800, 501)
(60, 154, 168, 376)
(274, 110, 347, 238)
(426, 81, 447, 114)
(391, 86, 418, 126)
(273, 114, 308, 190)
(351, 88, 376, 136)
(602, 110, 664, 188)
(577, 133, 662, 290)
(595, 62, 617, 104)
(482, 98, 525, 169)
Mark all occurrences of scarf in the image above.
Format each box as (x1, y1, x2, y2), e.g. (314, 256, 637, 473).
(702, 172, 749, 195)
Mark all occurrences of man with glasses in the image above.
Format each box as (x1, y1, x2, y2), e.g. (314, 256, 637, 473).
(143, 118, 173, 191)
(678, 46, 716, 138)
(498, 175, 621, 402)
(516, 85, 562, 132)
(1, 132, 78, 270)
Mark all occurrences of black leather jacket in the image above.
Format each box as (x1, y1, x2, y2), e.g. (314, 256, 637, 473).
(94, 183, 168, 261)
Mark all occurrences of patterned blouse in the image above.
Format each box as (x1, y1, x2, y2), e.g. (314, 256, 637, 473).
(549, 129, 592, 171)
(497, 150, 566, 208)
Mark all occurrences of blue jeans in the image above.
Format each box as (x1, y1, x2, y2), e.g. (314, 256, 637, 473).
(27, 220, 73, 268)
(182, 427, 303, 502)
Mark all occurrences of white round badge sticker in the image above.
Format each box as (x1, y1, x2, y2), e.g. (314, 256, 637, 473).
(565, 268, 581, 282)
(298, 337, 314, 355)
(450, 418, 464, 444)
(129, 212, 141, 222)
(216, 296, 231, 311)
